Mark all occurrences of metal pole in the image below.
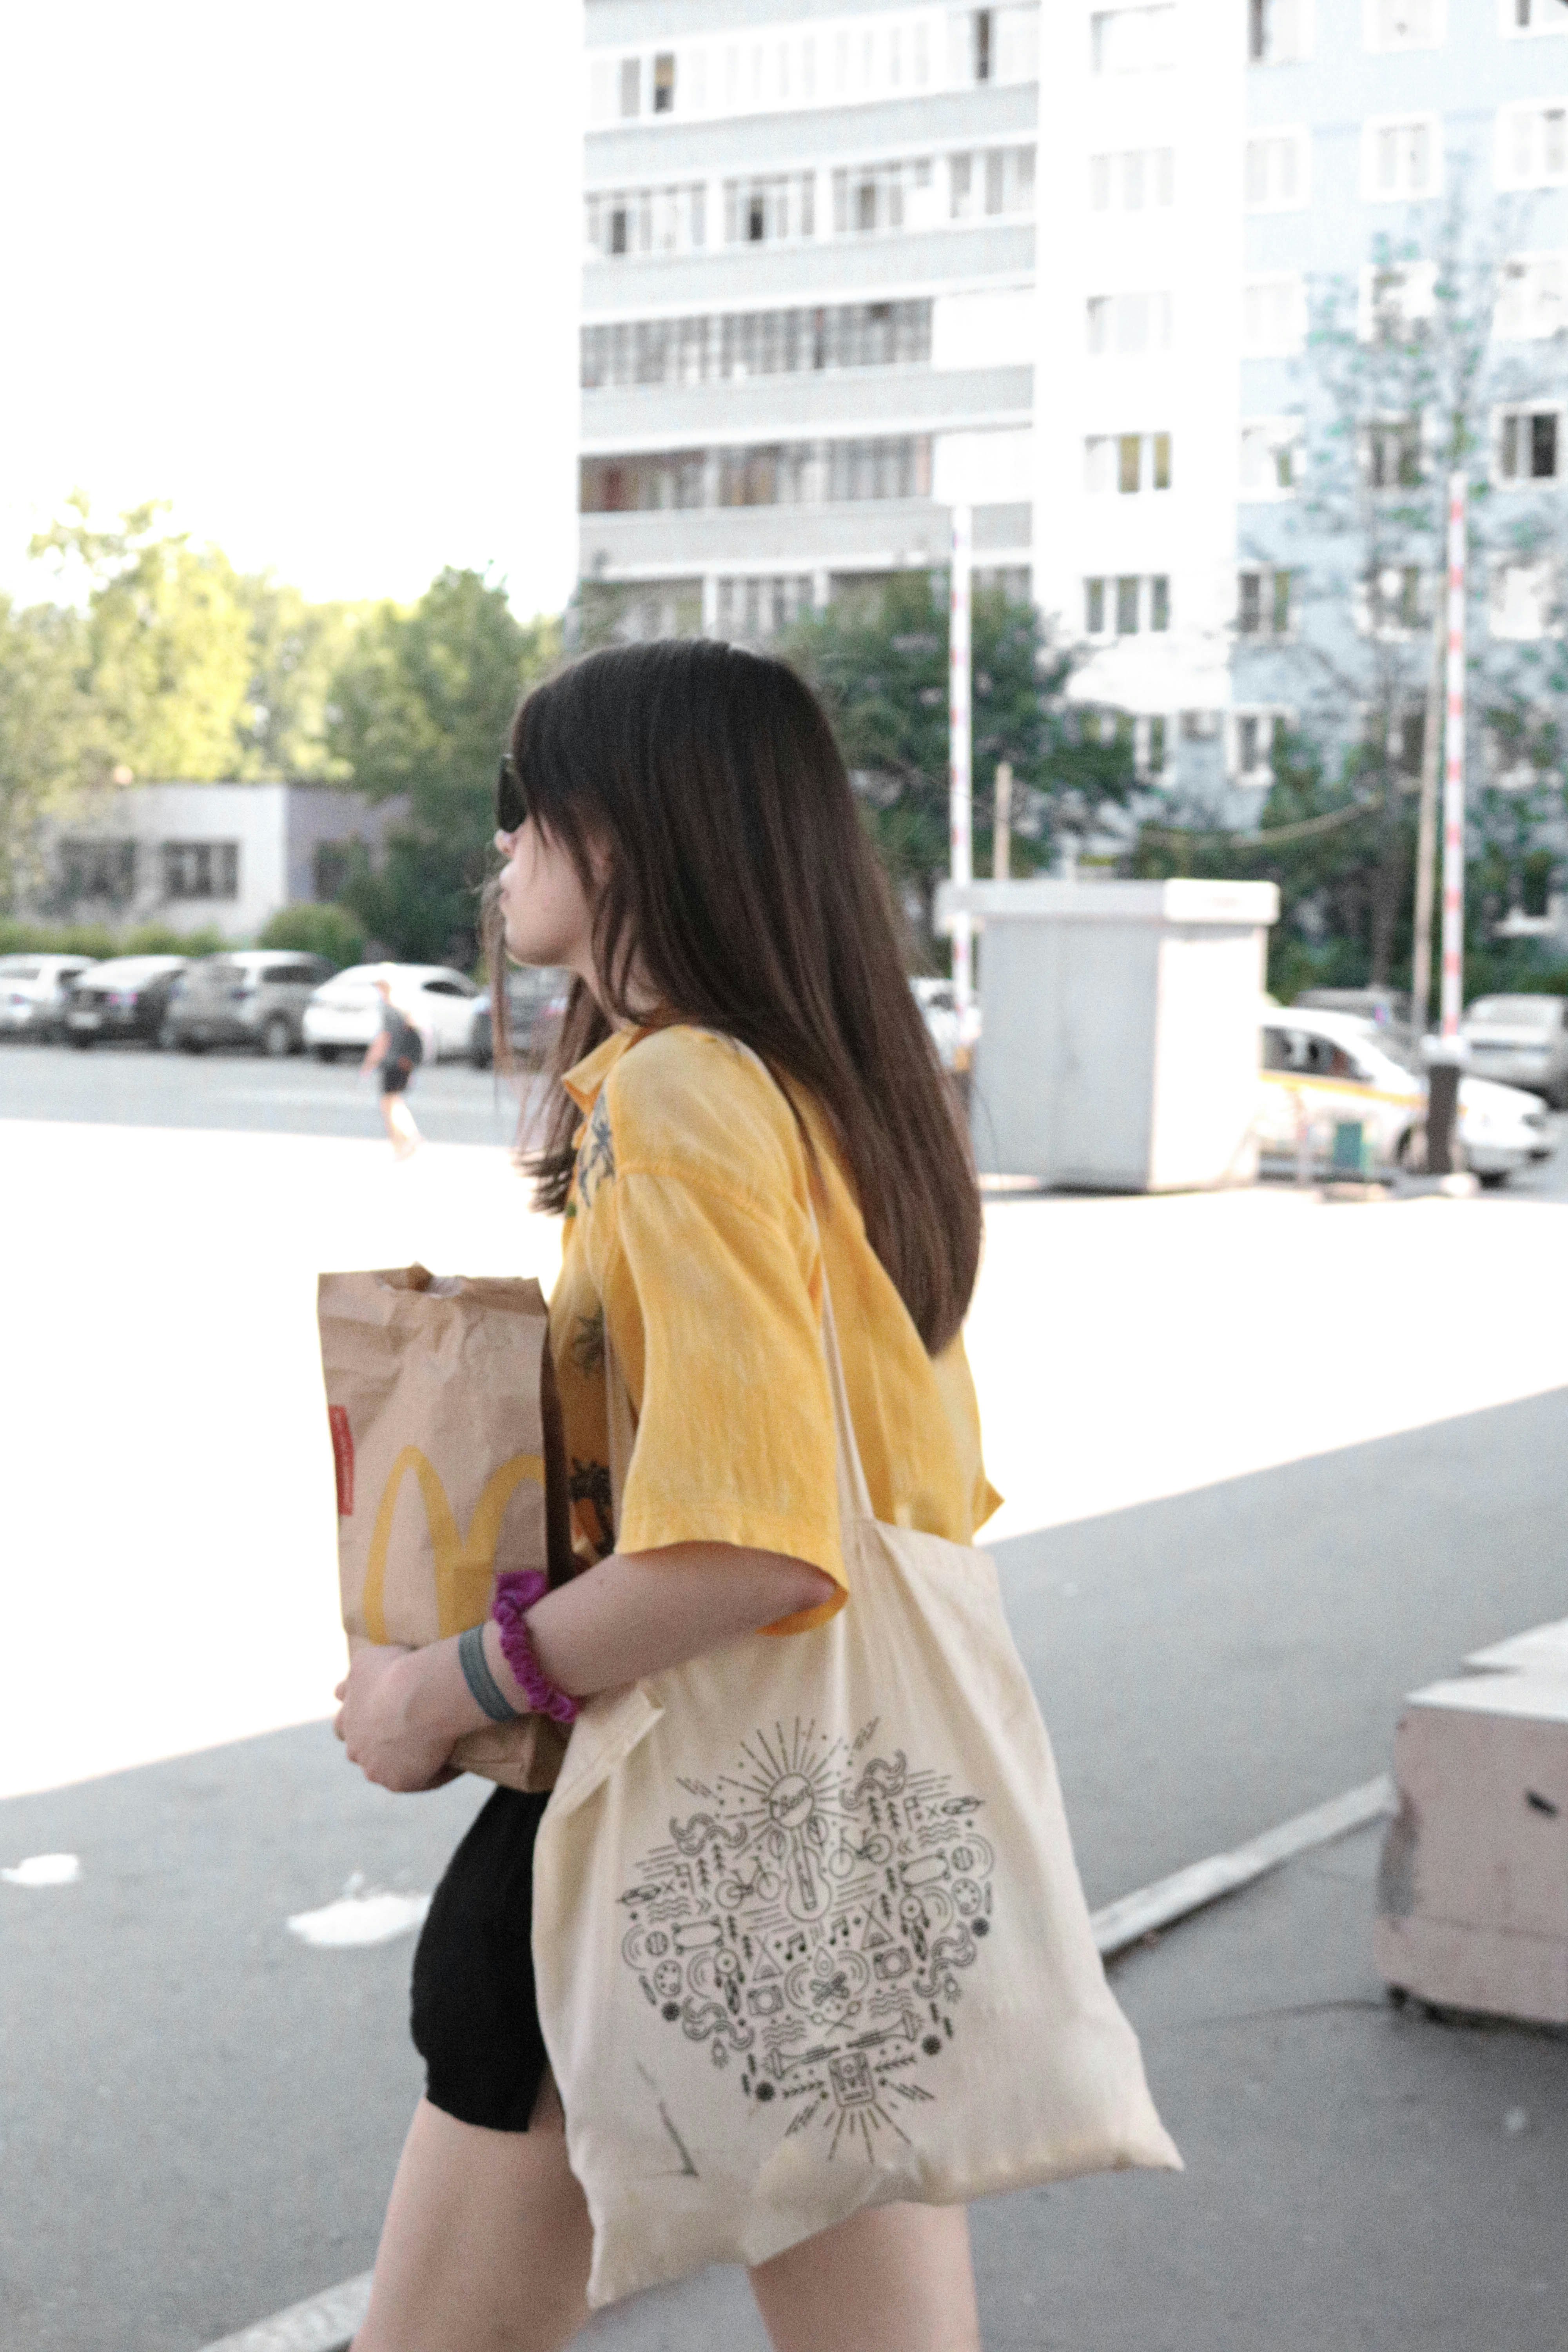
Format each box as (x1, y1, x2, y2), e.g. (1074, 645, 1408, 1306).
(949, 505, 974, 1023)
(1409, 594, 1445, 1034)
(1426, 472, 1467, 1174)
(993, 759, 1013, 882)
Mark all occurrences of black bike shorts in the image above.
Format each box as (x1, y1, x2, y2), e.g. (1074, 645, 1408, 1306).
(410, 1787, 551, 2133)
(381, 1058, 414, 1096)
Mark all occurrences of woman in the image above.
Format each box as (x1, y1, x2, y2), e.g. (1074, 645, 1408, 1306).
(336, 640, 998, 2352)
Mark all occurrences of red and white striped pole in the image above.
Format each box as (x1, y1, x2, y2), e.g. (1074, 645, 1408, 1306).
(1427, 471, 1468, 1174)
(949, 504, 974, 1029)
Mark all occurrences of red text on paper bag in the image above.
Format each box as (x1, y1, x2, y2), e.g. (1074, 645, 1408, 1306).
(328, 1405, 355, 1516)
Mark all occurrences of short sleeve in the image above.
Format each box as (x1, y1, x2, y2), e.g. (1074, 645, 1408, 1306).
(589, 1165, 848, 1635)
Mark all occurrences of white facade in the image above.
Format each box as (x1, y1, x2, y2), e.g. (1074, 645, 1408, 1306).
(27, 782, 397, 942)
(580, 1, 1040, 636)
(580, 1, 1568, 812)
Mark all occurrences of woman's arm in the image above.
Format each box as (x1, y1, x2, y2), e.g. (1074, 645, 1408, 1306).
(336, 1545, 836, 1791)
(361, 1029, 388, 1074)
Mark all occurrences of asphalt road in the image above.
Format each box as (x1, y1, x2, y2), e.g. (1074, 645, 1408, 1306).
(3, 1037, 1568, 1197)
(0, 1039, 537, 1149)
(2, 1391, 1565, 2352)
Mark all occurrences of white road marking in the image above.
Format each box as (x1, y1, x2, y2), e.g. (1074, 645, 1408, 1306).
(2, 1852, 82, 1887)
(206, 1777, 1397, 2352)
(286, 1874, 430, 1949)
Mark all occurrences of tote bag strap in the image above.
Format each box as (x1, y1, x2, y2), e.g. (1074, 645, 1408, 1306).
(596, 1041, 875, 1551)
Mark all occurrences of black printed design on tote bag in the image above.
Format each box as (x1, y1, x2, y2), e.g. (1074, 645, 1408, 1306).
(617, 1717, 995, 2161)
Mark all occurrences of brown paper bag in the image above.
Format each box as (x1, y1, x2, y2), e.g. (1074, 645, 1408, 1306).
(317, 1264, 574, 1792)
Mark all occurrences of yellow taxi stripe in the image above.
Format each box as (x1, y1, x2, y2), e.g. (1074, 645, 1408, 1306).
(1259, 1072, 1421, 1110)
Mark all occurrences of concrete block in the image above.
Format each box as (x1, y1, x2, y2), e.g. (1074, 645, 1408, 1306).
(1375, 1664, 1568, 2025)
(1465, 1617, 1568, 1679)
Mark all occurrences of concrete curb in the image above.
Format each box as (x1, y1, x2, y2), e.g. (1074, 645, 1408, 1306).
(196, 1775, 1395, 2352)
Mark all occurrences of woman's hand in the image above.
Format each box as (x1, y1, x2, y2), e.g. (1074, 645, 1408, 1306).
(334, 1641, 461, 1792)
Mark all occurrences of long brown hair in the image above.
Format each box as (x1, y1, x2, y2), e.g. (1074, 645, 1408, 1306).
(503, 639, 981, 1355)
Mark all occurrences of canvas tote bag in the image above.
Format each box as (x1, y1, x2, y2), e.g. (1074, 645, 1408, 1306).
(532, 1222, 1180, 2309)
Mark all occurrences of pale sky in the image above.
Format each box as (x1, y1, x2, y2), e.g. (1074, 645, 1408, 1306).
(0, 1, 583, 620)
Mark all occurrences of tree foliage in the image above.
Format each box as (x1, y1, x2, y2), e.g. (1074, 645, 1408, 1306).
(782, 573, 1135, 938)
(328, 568, 562, 964)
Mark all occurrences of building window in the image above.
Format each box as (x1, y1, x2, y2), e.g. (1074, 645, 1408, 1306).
(312, 842, 354, 900)
(725, 172, 815, 246)
(580, 452, 707, 512)
(719, 445, 814, 507)
(1498, 102, 1568, 185)
(1362, 418, 1424, 487)
(163, 842, 239, 902)
(949, 146, 1036, 221)
(831, 158, 940, 235)
(1365, 0, 1443, 47)
(619, 57, 641, 118)
(1360, 564, 1431, 635)
(1245, 131, 1308, 210)
(1492, 561, 1557, 639)
(1091, 6, 1177, 73)
(1242, 275, 1306, 354)
(1086, 433, 1172, 493)
(1240, 417, 1303, 495)
(1137, 714, 1171, 776)
(1249, 0, 1312, 62)
(828, 437, 932, 501)
(59, 838, 136, 902)
(581, 302, 933, 390)
(1495, 252, 1568, 338)
(1084, 575, 1170, 634)
(1238, 568, 1294, 636)
(714, 577, 814, 642)
(972, 8, 994, 80)
(1497, 407, 1563, 481)
(1506, 0, 1568, 33)
(1363, 116, 1440, 198)
(1232, 712, 1285, 781)
(1360, 260, 1437, 340)
(1086, 291, 1174, 354)
(1089, 146, 1175, 210)
(585, 182, 706, 261)
(652, 53, 676, 113)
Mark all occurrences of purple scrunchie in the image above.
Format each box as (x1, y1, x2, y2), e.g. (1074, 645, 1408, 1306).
(491, 1570, 580, 1726)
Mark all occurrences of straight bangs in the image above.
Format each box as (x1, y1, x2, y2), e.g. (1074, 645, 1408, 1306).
(506, 639, 981, 1356)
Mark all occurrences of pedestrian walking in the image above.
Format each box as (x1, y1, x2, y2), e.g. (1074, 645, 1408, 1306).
(362, 974, 423, 1160)
(335, 641, 1172, 2352)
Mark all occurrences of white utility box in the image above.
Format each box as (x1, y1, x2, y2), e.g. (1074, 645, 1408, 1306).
(1375, 1621, 1568, 2025)
(940, 877, 1279, 1189)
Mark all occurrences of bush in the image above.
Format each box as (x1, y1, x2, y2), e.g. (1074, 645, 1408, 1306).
(258, 902, 367, 971)
(0, 919, 227, 960)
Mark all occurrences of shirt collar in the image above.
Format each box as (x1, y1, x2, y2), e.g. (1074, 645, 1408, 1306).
(562, 1028, 639, 1114)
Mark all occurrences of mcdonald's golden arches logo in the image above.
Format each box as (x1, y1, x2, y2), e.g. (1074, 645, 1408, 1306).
(363, 1448, 546, 1642)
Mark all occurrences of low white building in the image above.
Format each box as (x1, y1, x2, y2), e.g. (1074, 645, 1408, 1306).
(27, 782, 397, 942)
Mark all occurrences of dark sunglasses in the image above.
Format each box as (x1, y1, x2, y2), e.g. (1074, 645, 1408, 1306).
(496, 753, 528, 835)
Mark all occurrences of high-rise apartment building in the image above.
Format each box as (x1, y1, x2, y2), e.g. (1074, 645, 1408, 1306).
(580, 2, 1566, 814)
(580, 3, 1040, 644)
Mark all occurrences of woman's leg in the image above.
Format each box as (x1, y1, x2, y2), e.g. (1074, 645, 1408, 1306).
(380, 1090, 420, 1157)
(749, 2202, 981, 2352)
(354, 2073, 593, 2352)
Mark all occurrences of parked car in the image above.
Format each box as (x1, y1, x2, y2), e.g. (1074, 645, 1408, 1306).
(1257, 1006, 1552, 1185)
(0, 953, 99, 1039)
(301, 963, 479, 1063)
(1460, 994, 1568, 1109)
(163, 950, 333, 1056)
(468, 967, 571, 1069)
(64, 956, 188, 1048)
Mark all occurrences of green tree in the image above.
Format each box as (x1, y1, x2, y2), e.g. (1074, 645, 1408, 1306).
(0, 594, 90, 907)
(329, 568, 561, 964)
(236, 577, 362, 780)
(783, 573, 1135, 941)
(29, 494, 253, 782)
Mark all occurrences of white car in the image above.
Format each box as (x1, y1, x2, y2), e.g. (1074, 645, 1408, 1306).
(1257, 1006, 1552, 1187)
(0, 953, 99, 1038)
(301, 963, 479, 1065)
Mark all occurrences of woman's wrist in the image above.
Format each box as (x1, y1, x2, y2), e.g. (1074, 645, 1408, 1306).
(398, 1637, 490, 1742)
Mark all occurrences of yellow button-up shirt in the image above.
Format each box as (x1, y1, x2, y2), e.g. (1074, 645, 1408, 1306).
(548, 1025, 1000, 1637)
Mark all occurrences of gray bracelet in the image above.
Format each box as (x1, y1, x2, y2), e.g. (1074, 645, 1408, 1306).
(457, 1622, 521, 1724)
